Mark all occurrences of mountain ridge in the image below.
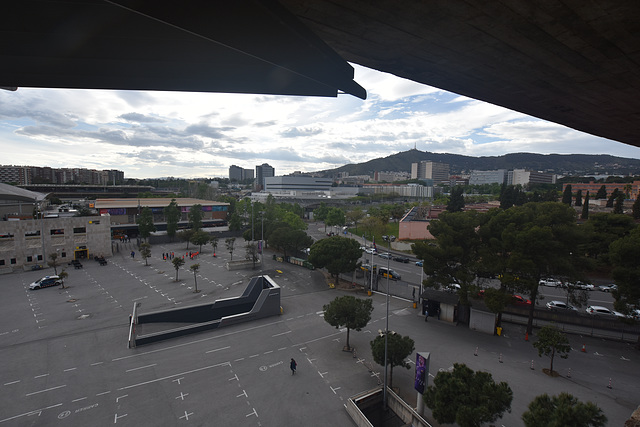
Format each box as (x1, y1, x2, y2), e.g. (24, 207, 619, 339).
(316, 149, 640, 177)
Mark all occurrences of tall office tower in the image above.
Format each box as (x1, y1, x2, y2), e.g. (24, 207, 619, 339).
(255, 163, 275, 190)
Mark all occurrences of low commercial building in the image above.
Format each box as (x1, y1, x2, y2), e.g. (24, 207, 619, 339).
(0, 216, 112, 272)
(94, 198, 229, 225)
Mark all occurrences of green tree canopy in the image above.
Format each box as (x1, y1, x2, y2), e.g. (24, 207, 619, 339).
(190, 230, 210, 252)
(412, 210, 485, 305)
(164, 199, 181, 241)
(323, 296, 373, 351)
(47, 252, 60, 275)
(189, 263, 200, 293)
(447, 186, 465, 212)
(172, 257, 185, 281)
(225, 237, 236, 260)
(325, 207, 346, 229)
(633, 196, 640, 220)
(136, 206, 156, 241)
(561, 184, 572, 205)
(346, 207, 365, 232)
(178, 229, 195, 250)
(370, 332, 414, 389)
(522, 392, 606, 427)
(308, 236, 362, 284)
(609, 227, 640, 315)
(424, 363, 513, 427)
(139, 242, 152, 266)
(580, 212, 636, 266)
(595, 185, 607, 199)
(532, 324, 571, 374)
(188, 204, 203, 231)
(574, 189, 582, 207)
(581, 191, 590, 220)
(281, 211, 307, 231)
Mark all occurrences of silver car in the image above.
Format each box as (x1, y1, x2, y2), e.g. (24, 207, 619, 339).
(546, 300, 577, 311)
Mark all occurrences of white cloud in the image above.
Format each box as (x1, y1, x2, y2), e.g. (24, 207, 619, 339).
(1, 64, 639, 179)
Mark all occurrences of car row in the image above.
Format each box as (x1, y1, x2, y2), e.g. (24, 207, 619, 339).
(546, 300, 578, 311)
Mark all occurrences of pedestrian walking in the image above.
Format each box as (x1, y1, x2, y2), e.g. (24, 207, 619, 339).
(424, 309, 429, 322)
(290, 358, 297, 375)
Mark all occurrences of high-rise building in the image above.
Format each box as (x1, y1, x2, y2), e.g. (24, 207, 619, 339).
(229, 165, 255, 182)
(255, 163, 275, 190)
(411, 161, 449, 183)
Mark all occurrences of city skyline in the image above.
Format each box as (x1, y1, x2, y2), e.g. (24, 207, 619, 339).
(2, 64, 640, 180)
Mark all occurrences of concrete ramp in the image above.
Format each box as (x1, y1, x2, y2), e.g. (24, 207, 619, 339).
(131, 275, 281, 347)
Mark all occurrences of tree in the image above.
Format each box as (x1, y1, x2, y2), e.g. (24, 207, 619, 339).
(210, 236, 219, 257)
(532, 324, 570, 374)
(581, 191, 590, 220)
(447, 186, 465, 212)
(606, 188, 619, 207)
(281, 211, 307, 231)
(345, 208, 365, 232)
(188, 204, 203, 231)
(190, 230, 210, 252)
(136, 206, 156, 241)
(229, 212, 243, 231)
(613, 192, 625, 214)
(370, 331, 414, 389)
(308, 236, 362, 285)
(58, 269, 68, 289)
(139, 242, 152, 266)
(633, 196, 640, 220)
(522, 393, 606, 427)
(245, 242, 260, 268)
(574, 189, 582, 207)
(595, 185, 607, 199)
(561, 184, 572, 205)
(412, 210, 485, 305)
(325, 207, 346, 231)
(424, 363, 513, 427)
(360, 216, 386, 241)
(48, 252, 59, 275)
(178, 229, 195, 250)
(225, 237, 236, 260)
(609, 227, 640, 319)
(314, 203, 330, 230)
(164, 199, 181, 241)
(323, 296, 373, 351)
(189, 263, 200, 293)
(172, 257, 185, 281)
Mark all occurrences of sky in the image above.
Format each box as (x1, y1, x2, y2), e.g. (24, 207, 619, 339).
(2, 64, 640, 179)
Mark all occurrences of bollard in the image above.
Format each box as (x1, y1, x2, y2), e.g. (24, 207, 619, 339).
(530, 360, 534, 370)
(474, 346, 478, 356)
(567, 368, 571, 378)
(607, 378, 612, 389)
(499, 353, 503, 363)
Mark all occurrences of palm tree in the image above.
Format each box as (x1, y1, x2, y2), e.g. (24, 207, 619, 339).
(190, 264, 200, 293)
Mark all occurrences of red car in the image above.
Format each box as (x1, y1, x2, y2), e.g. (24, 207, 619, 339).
(511, 295, 531, 305)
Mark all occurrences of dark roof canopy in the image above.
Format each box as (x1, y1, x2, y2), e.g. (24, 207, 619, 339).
(2, 0, 639, 147)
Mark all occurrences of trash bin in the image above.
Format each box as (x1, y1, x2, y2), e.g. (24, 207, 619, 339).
(496, 326, 503, 336)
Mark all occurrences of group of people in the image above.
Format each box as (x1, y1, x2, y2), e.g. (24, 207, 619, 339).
(119, 235, 130, 242)
(162, 252, 175, 261)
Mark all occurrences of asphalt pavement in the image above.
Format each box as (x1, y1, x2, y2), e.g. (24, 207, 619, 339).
(0, 237, 638, 426)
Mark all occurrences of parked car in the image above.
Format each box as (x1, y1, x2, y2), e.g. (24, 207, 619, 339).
(511, 295, 532, 306)
(569, 282, 594, 291)
(546, 300, 577, 311)
(365, 248, 377, 254)
(445, 283, 461, 293)
(585, 305, 624, 318)
(539, 278, 562, 287)
(29, 275, 62, 290)
(378, 252, 392, 259)
(393, 256, 410, 263)
(597, 284, 617, 292)
(415, 260, 423, 267)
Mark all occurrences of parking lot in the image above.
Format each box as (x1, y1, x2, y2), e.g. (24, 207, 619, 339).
(1, 238, 639, 426)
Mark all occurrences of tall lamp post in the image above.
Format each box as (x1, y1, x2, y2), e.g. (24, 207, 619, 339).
(381, 234, 395, 410)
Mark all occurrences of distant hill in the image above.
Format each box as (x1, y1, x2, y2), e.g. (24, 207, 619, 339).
(316, 149, 640, 177)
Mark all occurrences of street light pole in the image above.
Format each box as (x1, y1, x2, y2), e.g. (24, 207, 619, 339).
(382, 234, 394, 410)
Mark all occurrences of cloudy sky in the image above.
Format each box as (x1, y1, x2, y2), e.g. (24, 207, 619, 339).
(2, 64, 639, 179)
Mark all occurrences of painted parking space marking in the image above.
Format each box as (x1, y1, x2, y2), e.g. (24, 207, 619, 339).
(3, 380, 20, 386)
(26, 384, 66, 396)
(205, 345, 230, 354)
(117, 362, 230, 391)
(125, 363, 156, 373)
(0, 403, 63, 424)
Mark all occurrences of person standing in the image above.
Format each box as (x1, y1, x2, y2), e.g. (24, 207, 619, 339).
(424, 309, 429, 322)
(290, 358, 297, 375)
